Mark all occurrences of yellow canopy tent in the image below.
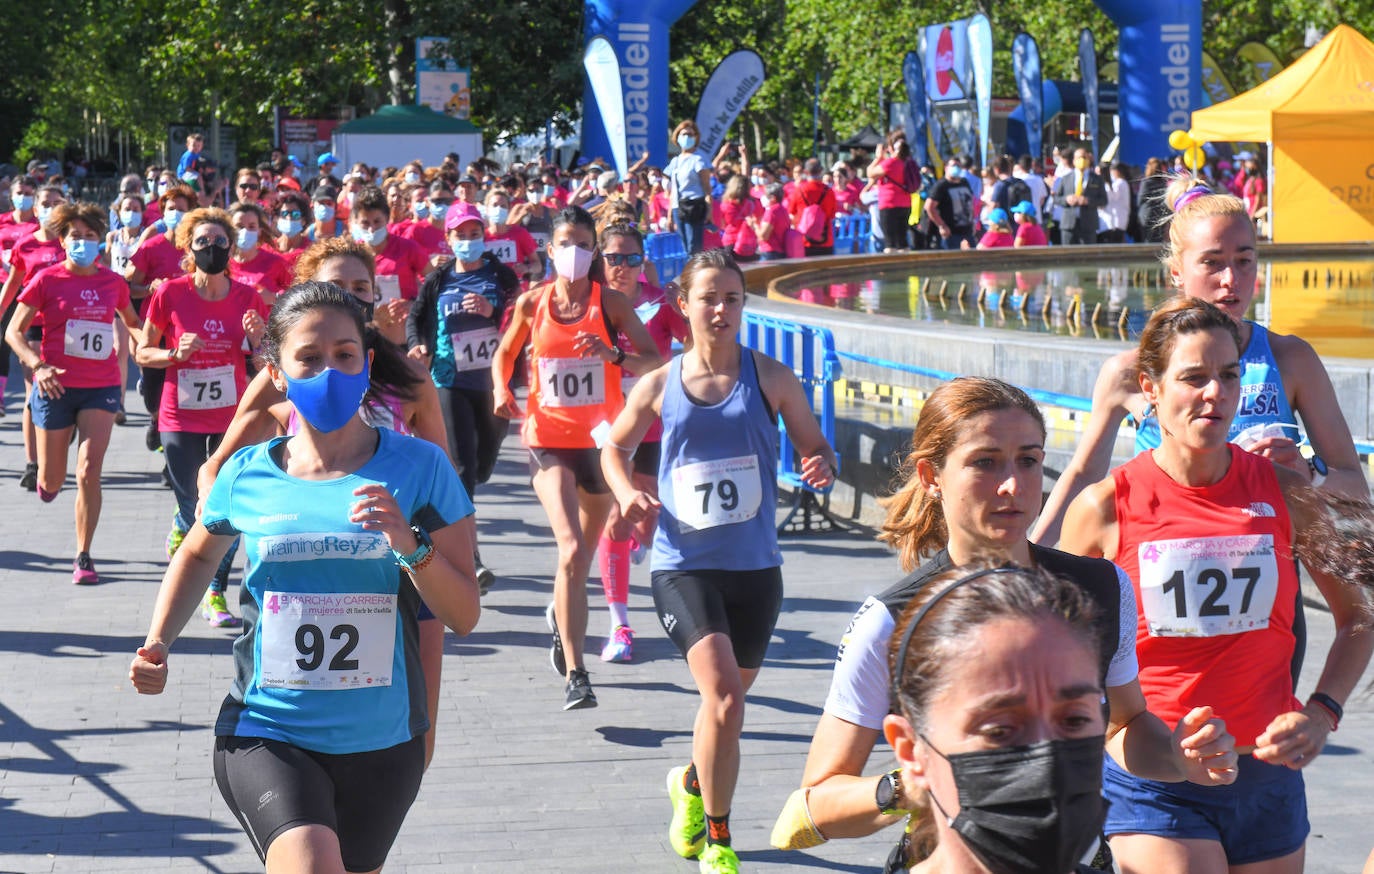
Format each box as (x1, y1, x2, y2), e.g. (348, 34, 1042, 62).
(1189, 24, 1374, 243)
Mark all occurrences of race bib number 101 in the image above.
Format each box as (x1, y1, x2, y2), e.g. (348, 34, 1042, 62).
(1137, 534, 1280, 638)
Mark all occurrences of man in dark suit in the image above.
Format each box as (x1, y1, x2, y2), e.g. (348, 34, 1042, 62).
(1051, 148, 1108, 244)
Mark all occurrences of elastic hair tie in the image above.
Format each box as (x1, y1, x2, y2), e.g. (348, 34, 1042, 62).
(1172, 185, 1213, 212)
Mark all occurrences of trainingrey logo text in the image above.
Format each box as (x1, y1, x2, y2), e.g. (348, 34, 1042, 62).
(258, 532, 388, 562)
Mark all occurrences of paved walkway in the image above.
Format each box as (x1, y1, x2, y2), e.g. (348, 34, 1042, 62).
(0, 381, 1370, 873)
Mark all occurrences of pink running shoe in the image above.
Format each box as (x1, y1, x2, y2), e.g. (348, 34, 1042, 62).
(600, 625, 634, 663)
(72, 553, 99, 585)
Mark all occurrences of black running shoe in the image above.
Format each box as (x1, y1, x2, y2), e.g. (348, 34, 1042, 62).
(475, 559, 495, 595)
(145, 424, 161, 452)
(563, 668, 597, 710)
(19, 462, 37, 491)
(546, 602, 566, 676)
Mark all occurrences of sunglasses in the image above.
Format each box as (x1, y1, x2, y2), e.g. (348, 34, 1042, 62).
(238, 183, 260, 190)
(603, 253, 645, 268)
(192, 236, 230, 249)
(278, 210, 302, 220)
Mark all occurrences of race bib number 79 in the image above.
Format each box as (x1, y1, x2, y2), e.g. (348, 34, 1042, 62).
(1137, 534, 1280, 638)
(670, 455, 762, 531)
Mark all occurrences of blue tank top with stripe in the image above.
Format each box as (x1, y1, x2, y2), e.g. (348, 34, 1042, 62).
(1135, 320, 1296, 453)
(653, 348, 782, 571)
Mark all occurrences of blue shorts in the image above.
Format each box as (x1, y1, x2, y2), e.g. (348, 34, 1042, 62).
(29, 384, 121, 430)
(1103, 753, 1308, 865)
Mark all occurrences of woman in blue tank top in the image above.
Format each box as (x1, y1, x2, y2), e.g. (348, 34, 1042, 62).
(1034, 176, 1364, 548)
(602, 248, 837, 874)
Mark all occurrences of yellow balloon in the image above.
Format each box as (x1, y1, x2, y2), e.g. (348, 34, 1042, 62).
(1168, 129, 1192, 151)
(1187, 130, 1206, 147)
(1184, 145, 1206, 170)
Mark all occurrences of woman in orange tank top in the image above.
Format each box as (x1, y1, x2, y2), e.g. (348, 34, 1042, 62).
(1061, 297, 1373, 874)
(492, 206, 661, 710)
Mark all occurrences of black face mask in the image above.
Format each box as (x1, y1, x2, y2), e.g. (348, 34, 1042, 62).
(193, 244, 230, 275)
(922, 734, 1105, 874)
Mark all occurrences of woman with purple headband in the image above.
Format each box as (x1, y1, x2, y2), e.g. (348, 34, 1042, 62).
(1032, 173, 1366, 687)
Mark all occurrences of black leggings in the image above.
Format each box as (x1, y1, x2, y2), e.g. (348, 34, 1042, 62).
(436, 384, 504, 497)
(161, 430, 238, 589)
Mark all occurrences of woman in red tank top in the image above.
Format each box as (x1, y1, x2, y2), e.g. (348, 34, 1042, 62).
(1061, 297, 1373, 874)
(491, 206, 661, 710)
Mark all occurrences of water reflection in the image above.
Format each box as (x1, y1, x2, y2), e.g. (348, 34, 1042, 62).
(782, 258, 1374, 359)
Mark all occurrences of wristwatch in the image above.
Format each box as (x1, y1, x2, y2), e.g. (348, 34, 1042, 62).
(1308, 455, 1328, 487)
(875, 769, 908, 816)
(393, 524, 435, 573)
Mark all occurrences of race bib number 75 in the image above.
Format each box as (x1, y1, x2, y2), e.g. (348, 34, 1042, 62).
(1137, 534, 1279, 638)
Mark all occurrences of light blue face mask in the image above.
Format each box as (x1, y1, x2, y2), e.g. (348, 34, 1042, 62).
(413, 201, 430, 219)
(313, 204, 335, 222)
(543, 185, 556, 200)
(277, 216, 303, 236)
(236, 228, 258, 250)
(13, 194, 34, 212)
(678, 134, 697, 151)
(351, 224, 386, 248)
(67, 239, 101, 268)
(429, 202, 450, 220)
(36, 204, 54, 226)
(120, 209, 143, 230)
(486, 206, 509, 226)
(452, 238, 486, 263)
(163, 208, 184, 230)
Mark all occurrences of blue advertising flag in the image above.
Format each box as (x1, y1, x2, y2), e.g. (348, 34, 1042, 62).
(902, 50, 929, 166)
(693, 50, 766, 159)
(967, 14, 993, 169)
(1079, 29, 1100, 158)
(1013, 33, 1044, 162)
(583, 36, 629, 178)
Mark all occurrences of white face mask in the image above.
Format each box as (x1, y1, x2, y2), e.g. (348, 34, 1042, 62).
(552, 244, 594, 281)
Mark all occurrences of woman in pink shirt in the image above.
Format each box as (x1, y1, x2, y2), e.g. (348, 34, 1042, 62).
(4, 202, 143, 584)
(976, 208, 1015, 249)
(136, 207, 268, 622)
(749, 183, 791, 262)
(228, 202, 292, 305)
(866, 134, 916, 252)
(717, 176, 759, 262)
(1011, 200, 1049, 247)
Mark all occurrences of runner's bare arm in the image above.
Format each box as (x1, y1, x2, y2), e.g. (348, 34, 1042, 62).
(757, 354, 837, 488)
(1056, 475, 1118, 560)
(491, 288, 538, 417)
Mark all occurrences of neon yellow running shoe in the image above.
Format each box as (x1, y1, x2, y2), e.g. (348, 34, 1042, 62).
(698, 843, 740, 874)
(202, 590, 240, 628)
(165, 523, 186, 559)
(666, 765, 706, 859)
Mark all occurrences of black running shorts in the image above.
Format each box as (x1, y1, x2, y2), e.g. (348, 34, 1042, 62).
(213, 734, 424, 872)
(650, 567, 784, 669)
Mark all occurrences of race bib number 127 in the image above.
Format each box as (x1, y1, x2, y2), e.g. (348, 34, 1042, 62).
(1137, 534, 1280, 638)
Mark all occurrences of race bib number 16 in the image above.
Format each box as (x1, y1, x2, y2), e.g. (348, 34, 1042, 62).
(1137, 534, 1280, 638)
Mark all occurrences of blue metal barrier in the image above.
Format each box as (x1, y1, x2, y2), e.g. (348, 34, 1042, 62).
(645, 231, 687, 284)
(741, 311, 845, 533)
(832, 217, 856, 255)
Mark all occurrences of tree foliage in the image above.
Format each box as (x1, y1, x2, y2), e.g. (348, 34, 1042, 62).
(3, 1, 1373, 166)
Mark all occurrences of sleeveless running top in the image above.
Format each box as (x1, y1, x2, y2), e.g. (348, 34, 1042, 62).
(1112, 445, 1300, 746)
(1135, 321, 1296, 452)
(523, 281, 623, 449)
(653, 348, 781, 571)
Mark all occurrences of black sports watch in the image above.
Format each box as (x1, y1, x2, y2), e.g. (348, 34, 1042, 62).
(875, 769, 908, 815)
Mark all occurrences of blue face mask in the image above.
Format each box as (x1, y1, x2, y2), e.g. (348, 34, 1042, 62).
(429, 202, 450, 220)
(946, 166, 963, 180)
(413, 201, 430, 219)
(36, 204, 54, 226)
(313, 204, 335, 222)
(163, 208, 184, 230)
(542, 185, 556, 200)
(678, 134, 697, 150)
(67, 239, 101, 268)
(486, 206, 509, 226)
(236, 228, 258, 250)
(277, 216, 303, 236)
(282, 360, 371, 433)
(351, 224, 386, 247)
(13, 194, 34, 212)
(452, 238, 486, 262)
(120, 210, 143, 230)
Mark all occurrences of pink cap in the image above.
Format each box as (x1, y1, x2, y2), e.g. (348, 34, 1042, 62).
(444, 203, 484, 232)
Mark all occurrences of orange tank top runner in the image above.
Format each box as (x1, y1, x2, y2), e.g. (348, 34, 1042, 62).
(1112, 445, 1301, 747)
(523, 281, 624, 449)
